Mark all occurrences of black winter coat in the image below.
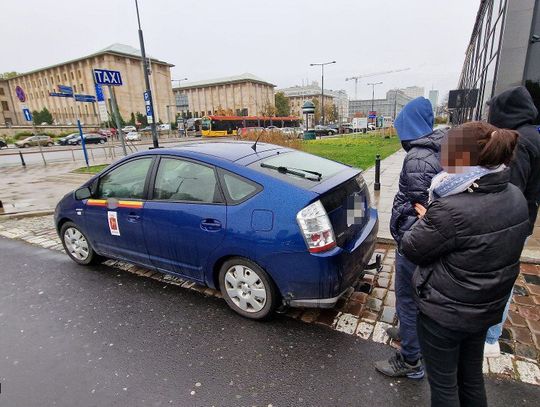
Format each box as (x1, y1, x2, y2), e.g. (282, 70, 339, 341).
(390, 129, 445, 244)
(488, 86, 540, 235)
(401, 170, 529, 332)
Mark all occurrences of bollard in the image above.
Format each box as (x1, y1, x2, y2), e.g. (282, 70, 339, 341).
(19, 151, 26, 167)
(374, 154, 381, 191)
(0, 200, 3, 209)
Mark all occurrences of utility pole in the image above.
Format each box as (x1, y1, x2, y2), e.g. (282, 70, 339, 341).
(135, 0, 159, 149)
(310, 61, 336, 125)
(367, 82, 383, 125)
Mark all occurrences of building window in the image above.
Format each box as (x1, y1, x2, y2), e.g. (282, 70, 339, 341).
(80, 83, 84, 91)
(70, 72, 74, 80)
(73, 85, 77, 92)
(63, 73, 67, 81)
(0, 87, 4, 96)
(50, 76, 54, 84)
(78, 70, 81, 78)
(1, 101, 9, 111)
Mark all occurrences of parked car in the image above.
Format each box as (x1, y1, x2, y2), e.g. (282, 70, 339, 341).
(15, 135, 54, 148)
(158, 124, 171, 131)
(314, 125, 338, 136)
(367, 124, 376, 131)
(125, 132, 141, 141)
(121, 125, 137, 133)
(54, 142, 379, 320)
(140, 126, 152, 132)
(67, 133, 107, 145)
(0, 139, 7, 149)
(339, 123, 354, 134)
(280, 127, 303, 138)
(57, 133, 80, 146)
(98, 128, 118, 137)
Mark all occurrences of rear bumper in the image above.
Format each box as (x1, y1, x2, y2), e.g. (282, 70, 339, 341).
(289, 287, 353, 308)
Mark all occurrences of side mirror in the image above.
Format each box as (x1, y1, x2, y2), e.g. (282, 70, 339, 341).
(75, 187, 92, 200)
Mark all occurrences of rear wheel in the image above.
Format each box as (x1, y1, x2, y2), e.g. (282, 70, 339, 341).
(219, 258, 278, 320)
(47, 142, 53, 147)
(23, 143, 30, 148)
(99, 139, 105, 144)
(60, 222, 100, 265)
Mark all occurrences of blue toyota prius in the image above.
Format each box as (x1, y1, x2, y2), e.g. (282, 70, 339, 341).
(55, 141, 379, 319)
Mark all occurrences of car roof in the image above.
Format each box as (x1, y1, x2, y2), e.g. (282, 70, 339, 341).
(139, 141, 285, 162)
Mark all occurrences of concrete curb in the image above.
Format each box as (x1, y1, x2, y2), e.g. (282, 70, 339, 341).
(0, 210, 55, 219)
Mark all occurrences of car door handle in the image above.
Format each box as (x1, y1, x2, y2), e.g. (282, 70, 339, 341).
(127, 213, 141, 223)
(200, 219, 222, 232)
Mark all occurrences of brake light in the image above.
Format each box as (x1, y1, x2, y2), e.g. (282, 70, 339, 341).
(296, 200, 336, 253)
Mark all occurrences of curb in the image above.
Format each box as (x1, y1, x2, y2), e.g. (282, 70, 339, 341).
(0, 210, 55, 219)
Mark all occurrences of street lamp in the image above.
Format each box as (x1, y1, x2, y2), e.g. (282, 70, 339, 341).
(310, 61, 336, 125)
(367, 82, 383, 124)
(172, 78, 188, 87)
(135, 0, 159, 149)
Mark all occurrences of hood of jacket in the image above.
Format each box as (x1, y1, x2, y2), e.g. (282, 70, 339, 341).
(401, 128, 446, 153)
(488, 86, 538, 129)
(395, 97, 434, 141)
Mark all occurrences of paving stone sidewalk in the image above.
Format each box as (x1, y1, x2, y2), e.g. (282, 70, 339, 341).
(1, 215, 539, 386)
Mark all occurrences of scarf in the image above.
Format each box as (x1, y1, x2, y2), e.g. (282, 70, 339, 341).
(428, 165, 505, 203)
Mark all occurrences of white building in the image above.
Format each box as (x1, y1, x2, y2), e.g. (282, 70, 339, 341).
(400, 86, 425, 99)
(428, 90, 439, 114)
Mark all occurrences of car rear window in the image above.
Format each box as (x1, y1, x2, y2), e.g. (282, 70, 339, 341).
(251, 151, 349, 187)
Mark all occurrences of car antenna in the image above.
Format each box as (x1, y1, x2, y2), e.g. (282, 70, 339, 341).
(251, 132, 263, 152)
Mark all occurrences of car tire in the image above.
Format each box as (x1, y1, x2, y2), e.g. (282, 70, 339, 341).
(99, 139, 105, 144)
(219, 257, 278, 320)
(23, 143, 30, 148)
(60, 221, 101, 266)
(47, 142, 53, 147)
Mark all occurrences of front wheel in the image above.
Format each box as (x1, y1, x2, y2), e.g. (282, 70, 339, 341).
(219, 258, 278, 320)
(60, 222, 101, 265)
(99, 139, 105, 144)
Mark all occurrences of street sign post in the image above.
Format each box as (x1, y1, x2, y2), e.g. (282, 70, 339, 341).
(22, 108, 32, 122)
(74, 94, 97, 103)
(144, 90, 154, 124)
(58, 85, 74, 95)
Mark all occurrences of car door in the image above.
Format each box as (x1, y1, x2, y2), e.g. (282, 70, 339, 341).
(143, 156, 227, 282)
(83, 156, 154, 265)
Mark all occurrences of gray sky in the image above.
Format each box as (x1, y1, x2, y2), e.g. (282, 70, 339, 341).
(1, 0, 479, 102)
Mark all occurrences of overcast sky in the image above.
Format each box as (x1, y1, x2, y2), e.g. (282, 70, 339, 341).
(1, 0, 479, 102)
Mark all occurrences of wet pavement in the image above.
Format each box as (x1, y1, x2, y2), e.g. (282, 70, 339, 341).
(1, 237, 539, 407)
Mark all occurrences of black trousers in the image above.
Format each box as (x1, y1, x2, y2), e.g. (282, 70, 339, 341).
(417, 313, 487, 407)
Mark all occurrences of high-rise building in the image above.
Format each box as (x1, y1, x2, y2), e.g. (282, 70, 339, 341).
(400, 86, 425, 99)
(429, 90, 439, 114)
(453, 0, 540, 123)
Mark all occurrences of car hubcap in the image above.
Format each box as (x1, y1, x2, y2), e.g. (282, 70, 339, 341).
(224, 265, 267, 313)
(64, 227, 89, 261)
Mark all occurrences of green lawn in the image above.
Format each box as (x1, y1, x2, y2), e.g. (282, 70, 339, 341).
(72, 164, 109, 174)
(302, 133, 402, 170)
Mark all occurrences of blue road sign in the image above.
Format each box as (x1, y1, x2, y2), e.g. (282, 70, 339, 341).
(58, 85, 73, 95)
(95, 83, 105, 102)
(74, 94, 97, 103)
(146, 104, 153, 117)
(93, 69, 123, 86)
(22, 108, 32, 122)
(368, 114, 377, 119)
(49, 92, 73, 98)
(144, 90, 151, 102)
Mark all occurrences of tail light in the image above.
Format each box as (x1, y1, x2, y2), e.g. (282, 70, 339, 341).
(296, 200, 336, 253)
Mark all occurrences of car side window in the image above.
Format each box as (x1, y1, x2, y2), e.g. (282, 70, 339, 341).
(153, 158, 221, 203)
(97, 158, 152, 199)
(222, 172, 260, 203)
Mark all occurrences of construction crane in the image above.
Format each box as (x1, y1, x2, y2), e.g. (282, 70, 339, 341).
(346, 68, 411, 99)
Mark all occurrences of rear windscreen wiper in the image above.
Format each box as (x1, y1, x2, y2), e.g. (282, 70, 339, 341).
(260, 163, 321, 181)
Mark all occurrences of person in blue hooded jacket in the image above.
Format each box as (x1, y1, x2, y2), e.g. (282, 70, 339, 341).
(375, 97, 446, 379)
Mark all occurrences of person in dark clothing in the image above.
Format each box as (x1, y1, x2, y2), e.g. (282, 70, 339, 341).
(484, 85, 540, 356)
(401, 121, 529, 407)
(375, 97, 446, 379)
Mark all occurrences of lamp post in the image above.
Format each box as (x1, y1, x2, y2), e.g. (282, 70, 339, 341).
(310, 61, 336, 125)
(367, 81, 383, 125)
(135, 0, 159, 148)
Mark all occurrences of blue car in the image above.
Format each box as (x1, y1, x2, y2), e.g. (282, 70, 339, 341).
(55, 141, 379, 319)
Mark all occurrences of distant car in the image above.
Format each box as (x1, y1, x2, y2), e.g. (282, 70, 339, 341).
(314, 125, 338, 136)
(367, 124, 376, 131)
(340, 123, 354, 134)
(125, 132, 141, 141)
(98, 128, 117, 137)
(57, 133, 80, 146)
(67, 133, 107, 145)
(15, 135, 54, 148)
(54, 141, 379, 320)
(0, 139, 7, 149)
(158, 124, 171, 131)
(280, 127, 303, 138)
(140, 126, 152, 132)
(121, 126, 137, 133)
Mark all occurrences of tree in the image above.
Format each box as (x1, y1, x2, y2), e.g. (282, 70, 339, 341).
(312, 98, 321, 124)
(135, 112, 147, 126)
(0, 71, 19, 79)
(260, 102, 276, 117)
(129, 112, 136, 126)
(32, 107, 53, 125)
(275, 92, 290, 116)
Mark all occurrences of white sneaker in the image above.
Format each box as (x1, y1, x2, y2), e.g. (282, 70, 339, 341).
(484, 341, 501, 358)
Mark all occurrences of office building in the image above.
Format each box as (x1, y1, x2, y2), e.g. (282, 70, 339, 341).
(429, 89, 439, 114)
(453, 0, 540, 123)
(349, 89, 412, 119)
(400, 86, 425, 99)
(173, 73, 275, 118)
(278, 82, 337, 121)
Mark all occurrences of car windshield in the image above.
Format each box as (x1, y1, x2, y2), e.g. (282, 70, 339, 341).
(253, 151, 348, 186)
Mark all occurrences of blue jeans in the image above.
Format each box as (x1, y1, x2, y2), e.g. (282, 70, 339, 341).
(395, 249, 421, 361)
(485, 287, 513, 344)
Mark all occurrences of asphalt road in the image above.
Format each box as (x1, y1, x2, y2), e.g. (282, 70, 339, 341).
(0, 238, 538, 407)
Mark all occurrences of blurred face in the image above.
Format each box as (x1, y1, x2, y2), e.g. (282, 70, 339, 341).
(441, 129, 478, 173)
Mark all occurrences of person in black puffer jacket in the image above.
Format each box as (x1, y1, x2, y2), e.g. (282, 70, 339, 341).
(484, 86, 540, 356)
(375, 97, 446, 380)
(401, 121, 529, 407)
